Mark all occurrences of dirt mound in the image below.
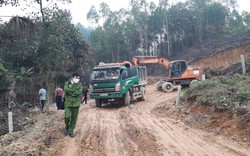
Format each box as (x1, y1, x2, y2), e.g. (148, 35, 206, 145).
(0, 106, 65, 156)
(153, 74, 250, 145)
(204, 60, 250, 78)
(170, 34, 250, 62)
(0, 108, 36, 136)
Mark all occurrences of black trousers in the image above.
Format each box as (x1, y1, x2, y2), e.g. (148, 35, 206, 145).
(56, 96, 64, 110)
(81, 93, 87, 104)
(40, 100, 45, 110)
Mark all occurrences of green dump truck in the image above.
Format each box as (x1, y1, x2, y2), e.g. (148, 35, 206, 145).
(89, 61, 147, 107)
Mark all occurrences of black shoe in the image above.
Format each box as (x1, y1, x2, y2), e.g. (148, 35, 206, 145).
(69, 133, 74, 138)
(64, 128, 68, 135)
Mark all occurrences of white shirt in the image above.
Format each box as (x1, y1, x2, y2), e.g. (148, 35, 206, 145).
(39, 88, 46, 100)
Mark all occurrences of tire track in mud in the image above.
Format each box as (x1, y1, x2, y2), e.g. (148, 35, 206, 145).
(60, 103, 163, 156)
(118, 110, 163, 156)
(54, 84, 250, 156)
(62, 106, 129, 156)
(149, 86, 249, 156)
(121, 85, 249, 156)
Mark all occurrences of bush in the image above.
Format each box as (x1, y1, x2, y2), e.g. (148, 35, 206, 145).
(183, 74, 250, 110)
(236, 85, 248, 102)
(0, 63, 11, 88)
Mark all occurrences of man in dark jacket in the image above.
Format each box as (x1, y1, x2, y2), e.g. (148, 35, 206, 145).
(64, 73, 83, 138)
(81, 81, 89, 104)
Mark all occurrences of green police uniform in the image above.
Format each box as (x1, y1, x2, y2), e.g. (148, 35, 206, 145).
(64, 81, 83, 134)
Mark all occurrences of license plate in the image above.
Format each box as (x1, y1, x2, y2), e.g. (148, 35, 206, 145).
(100, 93, 108, 96)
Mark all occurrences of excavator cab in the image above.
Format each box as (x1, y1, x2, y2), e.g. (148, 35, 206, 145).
(169, 60, 187, 78)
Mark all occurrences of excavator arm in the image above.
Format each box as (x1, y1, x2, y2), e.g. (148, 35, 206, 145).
(132, 56, 170, 68)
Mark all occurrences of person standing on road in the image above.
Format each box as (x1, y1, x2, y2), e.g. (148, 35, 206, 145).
(64, 73, 83, 138)
(55, 86, 64, 110)
(38, 85, 46, 112)
(81, 80, 89, 104)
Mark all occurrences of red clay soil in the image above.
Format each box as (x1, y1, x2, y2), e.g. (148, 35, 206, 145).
(1, 82, 250, 156)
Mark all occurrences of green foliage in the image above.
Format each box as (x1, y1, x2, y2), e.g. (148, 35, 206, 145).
(88, 0, 249, 60)
(0, 4, 92, 104)
(236, 85, 248, 102)
(227, 10, 245, 33)
(14, 66, 34, 85)
(183, 75, 250, 111)
(203, 2, 228, 37)
(35, 9, 92, 85)
(0, 63, 11, 88)
(242, 11, 250, 31)
(1, 0, 250, 105)
(87, 6, 100, 25)
(216, 74, 245, 85)
(0, 63, 7, 74)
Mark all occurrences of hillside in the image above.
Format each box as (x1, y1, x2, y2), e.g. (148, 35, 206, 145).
(171, 34, 250, 70)
(1, 34, 250, 155)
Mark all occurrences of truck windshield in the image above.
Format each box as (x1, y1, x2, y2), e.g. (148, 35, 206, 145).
(91, 67, 120, 82)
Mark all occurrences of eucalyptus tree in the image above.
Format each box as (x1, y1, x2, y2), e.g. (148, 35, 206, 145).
(167, 2, 195, 52)
(88, 27, 106, 64)
(242, 11, 250, 31)
(226, 9, 245, 33)
(147, 2, 158, 55)
(35, 9, 91, 103)
(87, 5, 100, 26)
(159, 0, 172, 56)
(129, 0, 150, 55)
(99, 2, 111, 19)
(186, 0, 211, 42)
(202, 2, 228, 40)
(121, 18, 141, 59)
(218, 0, 237, 10)
(103, 9, 131, 62)
(148, 5, 165, 56)
(99, 2, 117, 62)
(88, 2, 131, 63)
(87, 3, 113, 63)
(26, 0, 90, 104)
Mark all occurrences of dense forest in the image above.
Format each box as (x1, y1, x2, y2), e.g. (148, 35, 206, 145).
(87, 0, 250, 63)
(0, 0, 249, 106)
(0, 0, 93, 105)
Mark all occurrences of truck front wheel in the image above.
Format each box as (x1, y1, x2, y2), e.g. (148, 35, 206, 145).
(95, 99, 102, 107)
(124, 92, 131, 106)
(156, 81, 163, 91)
(140, 87, 146, 101)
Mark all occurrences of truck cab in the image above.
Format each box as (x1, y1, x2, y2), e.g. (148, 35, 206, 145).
(89, 62, 147, 107)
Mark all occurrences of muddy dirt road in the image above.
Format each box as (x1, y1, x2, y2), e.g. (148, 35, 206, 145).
(50, 85, 249, 156)
(1, 84, 250, 156)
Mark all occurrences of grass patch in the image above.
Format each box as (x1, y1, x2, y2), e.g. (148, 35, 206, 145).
(183, 74, 250, 111)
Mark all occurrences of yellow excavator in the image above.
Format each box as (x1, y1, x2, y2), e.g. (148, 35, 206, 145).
(132, 56, 203, 92)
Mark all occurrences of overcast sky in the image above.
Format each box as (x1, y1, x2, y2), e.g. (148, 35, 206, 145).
(0, 0, 250, 26)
